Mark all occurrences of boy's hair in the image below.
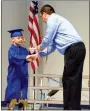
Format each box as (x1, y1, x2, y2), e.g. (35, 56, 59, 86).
(40, 4, 55, 15)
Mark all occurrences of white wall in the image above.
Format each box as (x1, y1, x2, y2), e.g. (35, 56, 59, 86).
(1, 0, 28, 101)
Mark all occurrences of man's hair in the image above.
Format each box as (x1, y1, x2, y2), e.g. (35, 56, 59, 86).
(40, 4, 55, 15)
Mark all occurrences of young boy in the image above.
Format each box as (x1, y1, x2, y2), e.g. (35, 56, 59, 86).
(5, 29, 32, 109)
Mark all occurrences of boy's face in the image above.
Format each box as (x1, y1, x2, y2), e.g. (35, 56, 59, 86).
(12, 36, 25, 46)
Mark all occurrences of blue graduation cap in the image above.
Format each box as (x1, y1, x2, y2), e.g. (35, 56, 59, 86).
(8, 29, 24, 38)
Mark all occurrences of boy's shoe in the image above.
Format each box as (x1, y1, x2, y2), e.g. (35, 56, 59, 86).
(19, 99, 28, 108)
(13, 102, 24, 110)
(8, 99, 17, 110)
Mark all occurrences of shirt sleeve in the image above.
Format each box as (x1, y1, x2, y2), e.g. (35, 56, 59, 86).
(39, 43, 56, 57)
(41, 18, 59, 49)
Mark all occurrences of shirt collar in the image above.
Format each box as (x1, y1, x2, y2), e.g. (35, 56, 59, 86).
(47, 13, 55, 23)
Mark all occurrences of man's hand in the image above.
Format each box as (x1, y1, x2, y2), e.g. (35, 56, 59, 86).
(28, 47, 36, 54)
(37, 44, 44, 51)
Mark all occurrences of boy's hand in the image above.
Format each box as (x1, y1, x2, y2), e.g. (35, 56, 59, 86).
(31, 54, 40, 60)
(26, 54, 39, 62)
(26, 55, 33, 62)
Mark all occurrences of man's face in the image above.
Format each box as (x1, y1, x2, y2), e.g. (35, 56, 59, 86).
(40, 12, 47, 23)
(12, 36, 25, 46)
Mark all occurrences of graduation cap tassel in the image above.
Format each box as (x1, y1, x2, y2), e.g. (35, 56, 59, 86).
(46, 55, 48, 63)
(45, 48, 48, 63)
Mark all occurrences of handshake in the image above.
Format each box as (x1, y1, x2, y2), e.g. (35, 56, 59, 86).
(26, 47, 40, 62)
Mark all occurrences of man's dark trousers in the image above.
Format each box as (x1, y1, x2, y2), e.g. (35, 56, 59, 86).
(62, 42, 86, 110)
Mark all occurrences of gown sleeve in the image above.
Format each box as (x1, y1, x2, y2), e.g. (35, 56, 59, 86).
(8, 48, 29, 65)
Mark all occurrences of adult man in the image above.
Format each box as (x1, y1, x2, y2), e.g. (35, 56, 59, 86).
(32, 4, 86, 110)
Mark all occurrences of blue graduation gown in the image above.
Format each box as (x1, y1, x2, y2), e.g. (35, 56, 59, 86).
(5, 44, 30, 102)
